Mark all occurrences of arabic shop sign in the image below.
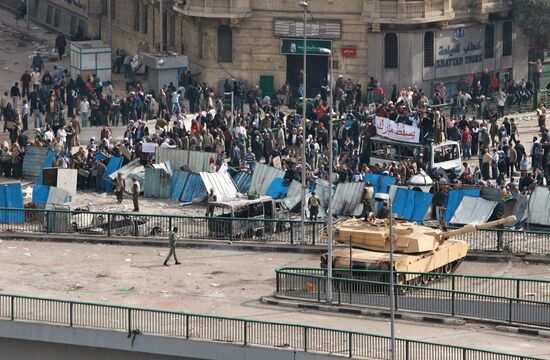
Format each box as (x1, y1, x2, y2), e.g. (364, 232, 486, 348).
(434, 26, 484, 77)
(375, 116, 421, 143)
(280, 38, 333, 55)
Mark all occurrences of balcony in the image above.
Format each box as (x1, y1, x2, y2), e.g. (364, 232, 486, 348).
(475, 0, 511, 15)
(364, 0, 454, 24)
(174, 0, 251, 19)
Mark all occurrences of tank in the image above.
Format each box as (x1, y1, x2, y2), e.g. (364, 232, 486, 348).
(321, 215, 516, 285)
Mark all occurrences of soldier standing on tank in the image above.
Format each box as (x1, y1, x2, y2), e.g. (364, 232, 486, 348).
(378, 201, 390, 219)
(163, 227, 181, 266)
(309, 192, 320, 220)
(206, 188, 217, 217)
(361, 182, 374, 221)
(132, 178, 140, 212)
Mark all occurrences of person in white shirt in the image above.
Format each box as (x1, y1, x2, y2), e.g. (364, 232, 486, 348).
(160, 138, 176, 149)
(44, 128, 54, 143)
(21, 100, 30, 131)
(57, 127, 67, 150)
(80, 97, 90, 128)
(171, 91, 180, 114)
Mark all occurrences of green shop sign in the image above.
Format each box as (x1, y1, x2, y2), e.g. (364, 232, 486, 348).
(280, 38, 332, 55)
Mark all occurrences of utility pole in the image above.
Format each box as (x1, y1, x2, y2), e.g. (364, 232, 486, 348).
(319, 48, 333, 303)
(299, 0, 308, 244)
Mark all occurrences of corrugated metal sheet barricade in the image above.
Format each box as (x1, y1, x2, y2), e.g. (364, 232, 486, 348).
(231, 172, 252, 194)
(331, 182, 364, 216)
(170, 171, 188, 201)
(32, 185, 50, 205)
(363, 173, 396, 194)
(528, 187, 550, 226)
(450, 196, 499, 225)
(23, 147, 55, 183)
(0, 183, 24, 223)
(180, 173, 207, 202)
(156, 149, 216, 173)
(249, 163, 285, 195)
(444, 189, 481, 223)
(144, 168, 171, 199)
(199, 172, 238, 202)
(392, 188, 433, 223)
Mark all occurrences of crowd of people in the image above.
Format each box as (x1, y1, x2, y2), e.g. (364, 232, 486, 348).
(0, 45, 548, 213)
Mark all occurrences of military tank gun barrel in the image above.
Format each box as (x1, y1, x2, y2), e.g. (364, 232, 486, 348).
(439, 215, 517, 240)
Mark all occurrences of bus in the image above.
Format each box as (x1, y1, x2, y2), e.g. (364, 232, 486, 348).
(368, 136, 462, 176)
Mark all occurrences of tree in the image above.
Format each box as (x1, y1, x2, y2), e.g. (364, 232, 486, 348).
(513, 0, 550, 59)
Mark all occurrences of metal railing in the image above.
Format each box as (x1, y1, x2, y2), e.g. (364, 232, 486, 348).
(1, 208, 550, 255)
(275, 267, 550, 327)
(0, 208, 323, 245)
(0, 293, 541, 360)
(450, 226, 550, 255)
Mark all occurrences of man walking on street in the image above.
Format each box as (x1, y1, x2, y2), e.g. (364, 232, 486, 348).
(163, 227, 181, 266)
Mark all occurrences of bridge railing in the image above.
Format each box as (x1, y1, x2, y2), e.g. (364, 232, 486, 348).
(275, 267, 550, 327)
(0, 293, 541, 359)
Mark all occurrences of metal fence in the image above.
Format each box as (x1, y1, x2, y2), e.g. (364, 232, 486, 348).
(1, 208, 550, 255)
(0, 293, 540, 360)
(275, 268, 550, 327)
(0, 208, 323, 245)
(451, 227, 550, 255)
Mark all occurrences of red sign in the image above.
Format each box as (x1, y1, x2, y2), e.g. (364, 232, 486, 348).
(341, 47, 356, 57)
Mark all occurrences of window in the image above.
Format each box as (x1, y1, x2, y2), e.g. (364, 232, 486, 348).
(46, 5, 53, 25)
(218, 25, 233, 63)
(502, 21, 513, 57)
(384, 33, 398, 68)
(70, 16, 77, 34)
(424, 31, 434, 67)
(78, 19, 85, 34)
(133, 2, 140, 32)
(169, 13, 176, 47)
(53, 8, 60, 28)
(142, 4, 148, 34)
(485, 24, 494, 59)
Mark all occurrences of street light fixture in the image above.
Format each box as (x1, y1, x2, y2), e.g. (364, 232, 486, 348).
(299, 0, 308, 245)
(318, 47, 333, 304)
(374, 192, 395, 360)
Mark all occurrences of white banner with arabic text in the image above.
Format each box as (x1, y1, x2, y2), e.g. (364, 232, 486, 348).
(375, 116, 420, 143)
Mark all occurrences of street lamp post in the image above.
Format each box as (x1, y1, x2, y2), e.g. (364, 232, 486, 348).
(299, 0, 308, 245)
(319, 47, 332, 303)
(374, 192, 395, 360)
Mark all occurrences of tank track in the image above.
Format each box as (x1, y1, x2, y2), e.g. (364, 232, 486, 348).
(397, 258, 464, 291)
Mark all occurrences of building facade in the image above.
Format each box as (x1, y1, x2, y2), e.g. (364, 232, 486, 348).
(4, 0, 527, 99)
(365, 0, 528, 96)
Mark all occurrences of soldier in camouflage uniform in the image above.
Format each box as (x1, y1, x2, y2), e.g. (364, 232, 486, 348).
(163, 227, 181, 266)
